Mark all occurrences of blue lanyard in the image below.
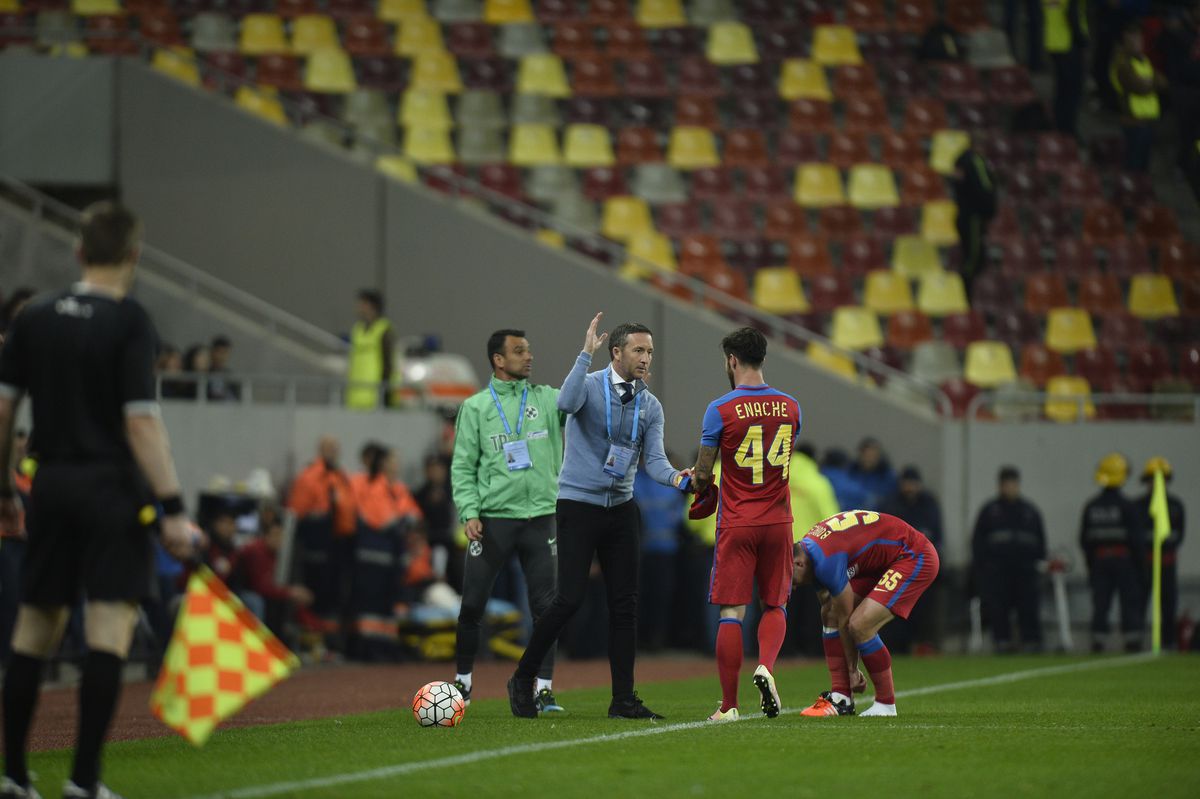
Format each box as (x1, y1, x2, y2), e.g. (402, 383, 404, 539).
(604, 369, 641, 443)
(489, 383, 528, 437)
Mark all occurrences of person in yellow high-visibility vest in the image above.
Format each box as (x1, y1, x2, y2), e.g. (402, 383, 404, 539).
(1042, 0, 1089, 136)
(1111, 22, 1167, 172)
(346, 289, 394, 410)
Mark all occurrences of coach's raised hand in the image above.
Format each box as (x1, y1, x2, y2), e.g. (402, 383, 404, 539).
(582, 312, 608, 355)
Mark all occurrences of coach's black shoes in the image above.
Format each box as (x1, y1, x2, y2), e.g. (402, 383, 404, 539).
(535, 687, 565, 713)
(508, 675, 538, 718)
(453, 679, 472, 706)
(608, 692, 664, 720)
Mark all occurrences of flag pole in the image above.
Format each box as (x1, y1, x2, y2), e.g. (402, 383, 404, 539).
(1149, 468, 1169, 655)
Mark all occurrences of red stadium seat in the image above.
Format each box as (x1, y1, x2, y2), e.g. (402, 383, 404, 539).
(997, 237, 1044, 278)
(729, 64, 775, 99)
(942, 311, 987, 349)
(1077, 272, 1124, 315)
(894, 0, 935, 34)
(994, 309, 1041, 349)
(536, 0, 581, 22)
(1082, 203, 1126, 247)
(1053, 237, 1100, 278)
(709, 200, 760, 241)
(655, 202, 703, 237)
(826, 132, 872, 170)
(344, 17, 391, 57)
(945, 0, 988, 31)
(764, 201, 808, 241)
(256, 54, 303, 91)
(356, 55, 405, 92)
(327, 0, 371, 18)
(1136, 203, 1180, 244)
(902, 97, 948, 136)
(939, 63, 985, 104)
(816, 205, 862, 239)
(988, 65, 1037, 105)
(461, 58, 513, 92)
(652, 26, 703, 58)
(446, 23, 495, 58)
(1103, 237, 1152, 278)
(971, 271, 1017, 318)
(679, 234, 726, 275)
(1057, 165, 1104, 208)
(552, 22, 597, 57)
(1076, 347, 1120, 392)
(742, 166, 791, 201)
(1160, 239, 1200, 281)
(673, 95, 719, 128)
(616, 126, 662, 164)
(586, 0, 631, 24)
(478, 164, 524, 201)
(1096, 311, 1146, 352)
(899, 165, 948, 206)
(724, 129, 770, 169)
(605, 22, 651, 59)
(728, 240, 774, 272)
(276, 0, 318, 18)
(757, 24, 807, 61)
(872, 206, 917, 238)
(1112, 171, 1156, 209)
(776, 131, 822, 166)
(832, 64, 880, 98)
(842, 234, 887, 277)
(1023, 273, 1070, 315)
(881, 132, 925, 169)
(729, 96, 779, 129)
(845, 0, 888, 33)
(788, 234, 834, 277)
(842, 96, 890, 136)
(571, 56, 620, 97)
(1018, 343, 1066, 388)
(689, 167, 733, 201)
(623, 59, 670, 98)
(1127, 343, 1173, 392)
(787, 99, 836, 134)
(887, 309, 933, 350)
(677, 56, 723, 97)
(139, 10, 185, 47)
(1036, 133, 1081, 173)
(807, 273, 855, 312)
(939, 378, 981, 418)
(1179, 342, 1200, 388)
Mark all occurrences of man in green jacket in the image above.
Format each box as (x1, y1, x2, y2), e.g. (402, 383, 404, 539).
(790, 443, 840, 538)
(451, 329, 565, 712)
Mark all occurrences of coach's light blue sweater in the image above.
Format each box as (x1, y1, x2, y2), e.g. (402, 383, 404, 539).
(556, 351, 681, 508)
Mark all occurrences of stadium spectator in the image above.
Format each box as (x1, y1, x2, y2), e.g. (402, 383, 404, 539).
(635, 460, 686, 653)
(231, 511, 314, 644)
(848, 437, 897, 511)
(820, 448, 869, 510)
(1042, 0, 1089, 136)
(1005, 0, 1044, 70)
(1081, 453, 1146, 652)
(951, 147, 998, 299)
(201, 507, 240, 583)
(972, 466, 1047, 653)
(879, 466, 945, 653)
(1111, 22, 1166, 172)
(0, 431, 31, 662)
(1090, 0, 1145, 112)
(206, 334, 241, 402)
(1135, 457, 1185, 649)
(177, 344, 210, 401)
(1159, 1, 1200, 167)
(156, 345, 193, 400)
(349, 443, 423, 532)
(916, 16, 966, 62)
(789, 443, 840, 534)
(414, 454, 458, 589)
(346, 289, 394, 411)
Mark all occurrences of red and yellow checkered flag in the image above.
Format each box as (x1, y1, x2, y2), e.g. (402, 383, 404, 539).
(150, 566, 299, 746)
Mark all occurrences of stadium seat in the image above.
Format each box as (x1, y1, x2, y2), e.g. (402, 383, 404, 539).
(762, 202, 805, 241)
(621, 230, 676, 279)
(1075, 346, 1119, 391)
(151, 47, 201, 86)
(549, 193, 599, 233)
(917, 272, 968, 317)
(498, 22, 547, 57)
(380, 0, 428, 22)
(562, 123, 615, 167)
(988, 65, 1037, 105)
(726, 239, 773, 270)
(847, 164, 899, 210)
(937, 377, 982, 419)
(920, 200, 958, 246)
(996, 237, 1044, 278)
(723, 130, 769, 169)
(1057, 164, 1103, 208)
(509, 122, 560, 165)
(612, 126, 661, 165)
(709, 200, 758, 241)
(581, 166, 629, 200)
(1129, 343, 1175, 393)
(1036, 132, 1080, 173)
(461, 57, 510, 93)
(304, 49, 356, 93)
(842, 96, 890, 136)
(1045, 308, 1097, 354)
(484, 0, 532, 23)
(666, 126, 719, 170)
(1159, 239, 1200, 281)
(605, 21, 650, 58)
(1044, 376, 1095, 422)
(787, 234, 833, 276)
(400, 89, 452, 129)
(587, 0, 633, 24)
(911, 341, 962, 384)
(844, 0, 886, 32)
(831, 306, 884, 351)
(404, 126, 455, 163)
(291, 14, 338, 54)
(1096, 311, 1146, 352)
(601, 195, 653, 241)
(794, 164, 845, 208)
(234, 85, 288, 125)
(1179, 343, 1200, 389)
(636, 0, 684, 27)
(456, 89, 506, 129)
(729, 96, 779, 129)
(776, 131, 821, 166)
(477, 163, 524, 199)
(964, 341, 1017, 388)
(969, 272, 1013, 319)
(433, 0, 483, 21)
(190, 13, 237, 53)
(994, 309, 1040, 350)
(898, 166, 947, 206)
(1081, 202, 1125, 247)
(550, 21, 594, 57)
(903, 96, 947, 136)
(941, 310, 986, 349)
(1053, 238, 1099, 277)
(806, 342, 858, 381)
(447, 22, 496, 57)
(891, 235, 940, 277)
(1017, 343, 1066, 388)
(675, 55, 723, 97)
(457, 127, 505, 163)
(807, 273, 855, 312)
(886, 309, 932, 350)
(817, 205, 861, 239)
(881, 132, 924, 169)
(517, 52, 569, 96)
(1104, 237, 1152, 278)
(833, 63, 879, 98)
(255, 53, 303, 91)
(376, 154, 419, 183)
(839, 234, 885, 277)
(812, 25, 861, 66)
(1127, 274, 1180, 319)
(1023, 273, 1069, 315)
(631, 164, 687, 204)
(689, 0, 735, 24)
(827, 132, 871, 169)
(929, 129, 970, 175)
(571, 55, 620, 96)
(689, 167, 732, 200)
(706, 20, 757, 64)
(411, 51, 463, 92)
(1077, 273, 1124, 315)
(277, 0, 321, 18)
(753, 268, 810, 315)
(344, 18, 391, 56)
(678, 234, 724, 275)
(239, 13, 287, 54)
(778, 59, 831, 101)
(863, 270, 914, 315)
(72, 0, 121, 15)
(1134, 203, 1179, 244)
(787, 98, 835, 133)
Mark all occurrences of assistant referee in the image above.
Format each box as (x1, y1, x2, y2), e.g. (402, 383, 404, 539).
(0, 202, 194, 799)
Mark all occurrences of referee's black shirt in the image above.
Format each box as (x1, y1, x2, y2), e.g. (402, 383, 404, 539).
(0, 284, 159, 464)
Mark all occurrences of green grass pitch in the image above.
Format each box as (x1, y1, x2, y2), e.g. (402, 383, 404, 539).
(25, 654, 1200, 798)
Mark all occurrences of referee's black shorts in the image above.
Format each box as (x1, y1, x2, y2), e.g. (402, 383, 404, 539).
(23, 462, 156, 606)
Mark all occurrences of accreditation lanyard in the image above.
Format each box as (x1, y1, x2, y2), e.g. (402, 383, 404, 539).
(490, 383, 533, 471)
(603, 371, 642, 443)
(489, 383, 528, 437)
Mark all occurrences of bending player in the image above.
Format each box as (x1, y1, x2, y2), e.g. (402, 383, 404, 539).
(690, 328, 801, 722)
(792, 510, 940, 717)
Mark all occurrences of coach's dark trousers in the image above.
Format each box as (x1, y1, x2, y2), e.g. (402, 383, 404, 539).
(516, 499, 641, 698)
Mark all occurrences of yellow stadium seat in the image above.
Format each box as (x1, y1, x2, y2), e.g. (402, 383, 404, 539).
(404, 126, 455, 164)
(291, 14, 339, 54)
(399, 88, 453, 129)
(929, 129, 970, 175)
(535, 228, 566, 249)
(753, 268, 810, 315)
(831, 306, 884, 351)
(621, 231, 676, 280)
(891, 235, 942, 277)
(778, 59, 831, 101)
(376, 154, 418, 183)
(516, 53, 570, 97)
(812, 25, 862, 66)
(602, 195, 653, 242)
(964, 341, 1017, 388)
(794, 163, 845, 207)
(667, 126, 719, 170)
(379, 0, 427, 23)
(410, 51, 462, 92)
(509, 123, 561, 166)
(848, 164, 899, 209)
(234, 85, 288, 126)
(396, 15, 445, 56)
(1044, 307, 1097, 354)
(484, 0, 533, 23)
(807, 342, 858, 380)
(707, 21, 758, 65)
(151, 48, 200, 87)
(1044, 376, 1096, 422)
(72, 0, 120, 15)
(863, 270, 914, 315)
(917, 271, 969, 316)
(920, 199, 959, 246)
(563, 124, 616, 168)
(0, 0, 21, 11)
(239, 14, 287, 55)
(1127, 274, 1180, 319)
(637, 0, 686, 28)
(304, 49, 356, 93)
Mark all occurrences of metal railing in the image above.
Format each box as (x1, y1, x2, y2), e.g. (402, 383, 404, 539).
(965, 389, 1200, 423)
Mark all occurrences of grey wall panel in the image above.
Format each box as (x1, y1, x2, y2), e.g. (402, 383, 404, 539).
(0, 54, 114, 184)
(115, 62, 379, 334)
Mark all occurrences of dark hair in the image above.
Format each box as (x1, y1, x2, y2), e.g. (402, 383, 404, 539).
(210, 335, 232, 350)
(795, 441, 817, 460)
(609, 323, 652, 358)
(486, 328, 526, 371)
(999, 465, 1020, 482)
(721, 327, 767, 368)
(0, 287, 35, 331)
(79, 201, 141, 266)
(361, 441, 390, 479)
(182, 345, 209, 372)
(357, 289, 384, 314)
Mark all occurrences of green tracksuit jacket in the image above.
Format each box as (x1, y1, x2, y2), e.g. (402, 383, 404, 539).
(451, 376, 563, 521)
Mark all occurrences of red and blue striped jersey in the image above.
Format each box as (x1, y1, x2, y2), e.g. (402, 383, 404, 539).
(799, 511, 929, 595)
(700, 384, 801, 528)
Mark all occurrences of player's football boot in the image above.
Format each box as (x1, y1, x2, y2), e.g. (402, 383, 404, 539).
(62, 781, 123, 799)
(860, 701, 897, 717)
(752, 664, 782, 718)
(0, 777, 42, 799)
(799, 691, 855, 717)
(608, 692, 664, 720)
(507, 675, 538, 718)
(535, 687, 565, 713)
(706, 705, 739, 723)
(453, 679, 472, 706)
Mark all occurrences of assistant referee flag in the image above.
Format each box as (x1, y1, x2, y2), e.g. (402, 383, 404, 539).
(151, 566, 299, 745)
(1148, 469, 1171, 654)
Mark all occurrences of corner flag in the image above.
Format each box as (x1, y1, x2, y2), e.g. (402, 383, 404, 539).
(1148, 470, 1171, 654)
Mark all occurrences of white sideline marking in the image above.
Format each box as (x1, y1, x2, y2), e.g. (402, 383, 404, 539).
(185, 654, 1155, 799)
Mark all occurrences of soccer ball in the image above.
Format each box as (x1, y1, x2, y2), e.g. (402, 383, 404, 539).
(412, 681, 466, 728)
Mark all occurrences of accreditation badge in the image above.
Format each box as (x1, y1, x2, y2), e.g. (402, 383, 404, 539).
(602, 444, 636, 478)
(503, 439, 533, 471)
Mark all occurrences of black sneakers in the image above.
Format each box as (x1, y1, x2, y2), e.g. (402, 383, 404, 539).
(452, 679, 472, 706)
(535, 687, 565, 713)
(508, 675, 538, 718)
(608, 692, 664, 720)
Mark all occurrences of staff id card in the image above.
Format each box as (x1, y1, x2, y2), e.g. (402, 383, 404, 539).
(602, 373, 642, 478)
(603, 444, 635, 478)
(503, 439, 533, 471)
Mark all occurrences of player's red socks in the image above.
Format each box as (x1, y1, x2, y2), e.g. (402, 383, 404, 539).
(716, 618, 743, 712)
(757, 606, 787, 672)
(857, 636, 895, 704)
(822, 628, 851, 696)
